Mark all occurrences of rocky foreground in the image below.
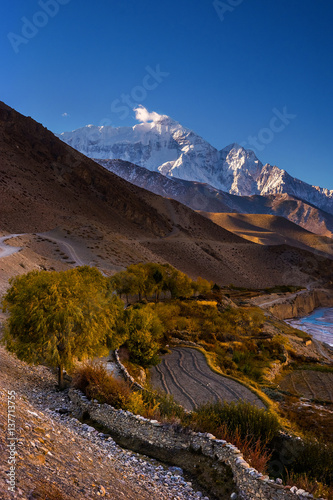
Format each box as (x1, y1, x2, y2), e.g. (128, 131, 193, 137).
(0, 344, 211, 500)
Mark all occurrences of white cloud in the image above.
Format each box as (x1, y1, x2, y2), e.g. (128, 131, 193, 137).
(62, 112, 70, 118)
(134, 105, 165, 123)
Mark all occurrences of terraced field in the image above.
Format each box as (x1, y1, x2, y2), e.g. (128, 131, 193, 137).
(150, 347, 266, 411)
(280, 370, 333, 402)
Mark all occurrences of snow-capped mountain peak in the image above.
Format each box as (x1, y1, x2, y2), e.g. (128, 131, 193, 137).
(57, 107, 333, 215)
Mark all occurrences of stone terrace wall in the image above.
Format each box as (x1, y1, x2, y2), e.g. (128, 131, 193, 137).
(114, 349, 144, 390)
(69, 389, 316, 500)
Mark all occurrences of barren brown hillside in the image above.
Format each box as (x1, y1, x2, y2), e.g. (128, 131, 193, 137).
(201, 212, 333, 258)
(98, 159, 333, 239)
(1, 101, 333, 289)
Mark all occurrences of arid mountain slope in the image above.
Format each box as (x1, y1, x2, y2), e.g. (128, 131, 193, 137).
(97, 159, 333, 238)
(1, 101, 333, 289)
(200, 213, 333, 258)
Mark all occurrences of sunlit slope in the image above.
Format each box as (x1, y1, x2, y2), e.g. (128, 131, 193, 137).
(200, 212, 333, 257)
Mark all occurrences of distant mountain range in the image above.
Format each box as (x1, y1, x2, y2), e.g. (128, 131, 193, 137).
(58, 108, 333, 217)
(96, 159, 333, 239)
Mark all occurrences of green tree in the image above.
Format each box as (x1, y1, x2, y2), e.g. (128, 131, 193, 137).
(109, 263, 208, 302)
(119, 306, 164, 367)
(2, 267, 124, 388)
(146, 263, 165, 302)
(194, 276, 212, 295)
(163, 264, 193, 298)
(127, 263, 153, 300)
(109, 270, 138, 303)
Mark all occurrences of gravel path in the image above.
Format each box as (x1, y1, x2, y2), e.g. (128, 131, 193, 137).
(150, 348, 265, 411)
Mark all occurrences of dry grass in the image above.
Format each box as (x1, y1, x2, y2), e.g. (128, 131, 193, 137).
(287, 472, 333, 500)
(216, 424, 272, 473)
(72, 362, 132, 409)
(72, 362, 184, 420)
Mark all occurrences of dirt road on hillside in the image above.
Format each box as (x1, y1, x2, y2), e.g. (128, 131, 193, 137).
(0, 234, 24, 258)
(150, 347, 265, 411)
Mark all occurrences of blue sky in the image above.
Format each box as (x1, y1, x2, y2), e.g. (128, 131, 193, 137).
(1, 0, 332, 189)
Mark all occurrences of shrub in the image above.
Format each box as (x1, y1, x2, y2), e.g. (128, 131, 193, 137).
(126, 391, 151, 416)
(289, 439, 333, 487)
(191, 400, 280, 444)
(188, 401, 279, 474)
(72, 362, 186, 421)
(121, 307, 163, 367)
(216, 423, 272, 473)
(141, 388, 187, 421)
(72, 362, 131, 409)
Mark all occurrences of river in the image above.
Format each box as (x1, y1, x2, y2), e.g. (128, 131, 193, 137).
(286, 307, 333, 347)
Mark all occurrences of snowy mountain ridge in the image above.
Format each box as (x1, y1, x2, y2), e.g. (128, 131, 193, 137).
(57, 106, 333, 215)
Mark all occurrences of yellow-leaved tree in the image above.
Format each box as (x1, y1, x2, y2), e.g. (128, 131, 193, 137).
(2, 266, 124, 388)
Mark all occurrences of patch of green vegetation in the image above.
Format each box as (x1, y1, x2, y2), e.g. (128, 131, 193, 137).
(261, 387, 285, 402)
(231, 350, 266, 381)
(192, 400, 280, 443)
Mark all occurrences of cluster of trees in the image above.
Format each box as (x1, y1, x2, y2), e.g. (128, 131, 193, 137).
(2, 264, 212, 385)
(109, 263, 211, 302)
(148, 301, 265, 343)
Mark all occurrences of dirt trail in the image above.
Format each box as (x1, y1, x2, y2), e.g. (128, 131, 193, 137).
(37, 232, 86, 266)
(0, 234, 24, 258)
(150, 347, 265, 411)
